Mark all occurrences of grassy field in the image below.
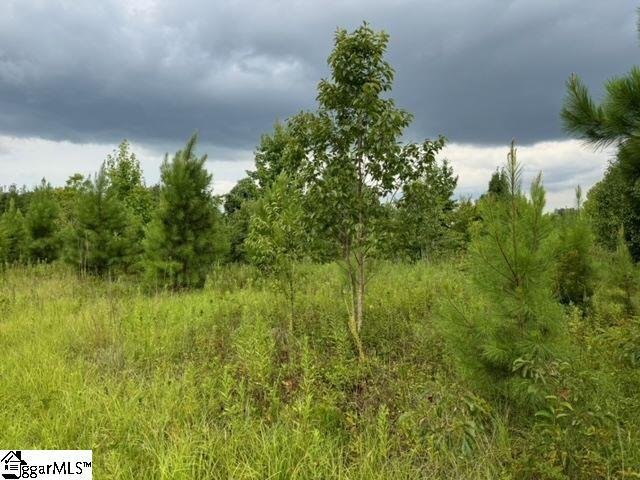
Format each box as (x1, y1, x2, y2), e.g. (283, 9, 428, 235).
(1, 261, 639, 479)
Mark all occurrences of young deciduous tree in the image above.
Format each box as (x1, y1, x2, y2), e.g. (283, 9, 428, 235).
(486, 167, 509, 199)
(449, 197, 479, 252)
(394, 153, 457, 261)
(250, 121, 308, 191)
(224, 177, 259, 262)
(224, 177, 259, 217)
(444, 143, 565, 407)
(0, 198, 27, 266)
(246, 173, 307, 331)
(145, 133, 226, 289)
(105, 140, 153, 224)
(25, 179, 61, 263)
(583, 162, 626, 251)
(301, 23, 446, 359)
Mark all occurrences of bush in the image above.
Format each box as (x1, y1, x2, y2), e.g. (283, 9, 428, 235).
(246, 173, 308, 331)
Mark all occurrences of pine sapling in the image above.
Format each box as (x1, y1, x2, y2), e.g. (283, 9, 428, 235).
(443, 142, 566, 407)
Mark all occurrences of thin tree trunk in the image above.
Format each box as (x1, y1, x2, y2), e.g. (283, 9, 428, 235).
(344, 235, 365, 361)
(356, 248, 365, 333)
(351, 318, 365, 362)
(288, 263, 295, 333)
(354, 136, 366, 360)
(344, 236, 357, 323)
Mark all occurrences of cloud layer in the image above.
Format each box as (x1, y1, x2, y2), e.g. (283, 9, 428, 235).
(1, 0, 637, 148)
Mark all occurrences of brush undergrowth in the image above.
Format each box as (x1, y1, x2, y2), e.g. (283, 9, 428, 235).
(0, 260, 638, 479)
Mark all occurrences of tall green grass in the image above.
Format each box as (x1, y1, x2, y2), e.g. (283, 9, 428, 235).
(0, 261, 638, 478)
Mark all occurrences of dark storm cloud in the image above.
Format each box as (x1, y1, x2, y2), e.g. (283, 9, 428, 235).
(0, 0, 637, 149)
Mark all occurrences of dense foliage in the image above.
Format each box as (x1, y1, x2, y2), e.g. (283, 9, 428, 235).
(0, 198, 27, 265)
(224, 177, 260, 262)
(25, 179, 61, 263)
(63, 166, 138, 275)
(392, 152, 458, 261)
(583, 162, 626, 251)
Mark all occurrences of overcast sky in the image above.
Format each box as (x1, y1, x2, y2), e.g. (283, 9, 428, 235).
(0, 0, 636, 208)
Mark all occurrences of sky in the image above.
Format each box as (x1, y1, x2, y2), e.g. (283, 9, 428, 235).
(0, 0, 635, 208)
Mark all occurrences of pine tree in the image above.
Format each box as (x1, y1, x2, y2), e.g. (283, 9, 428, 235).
(25, 179, 61, 263)
(554, 186, 595, 310)
(0, 198, 27, 266)
(561, 64, 640, 260)
(444, 142, 565, 407)
(144, 133, 226, 289)
(0, 184, 28, 215)
(64, 165, 136, 276)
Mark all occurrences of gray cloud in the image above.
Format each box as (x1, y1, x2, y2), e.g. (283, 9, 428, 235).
(0, 0, 637, 152)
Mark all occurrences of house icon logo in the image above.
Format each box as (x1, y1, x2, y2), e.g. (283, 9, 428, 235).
(1, 451, 26, 479)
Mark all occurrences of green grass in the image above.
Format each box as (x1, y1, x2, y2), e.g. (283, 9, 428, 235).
(0, 261, 638, 479)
